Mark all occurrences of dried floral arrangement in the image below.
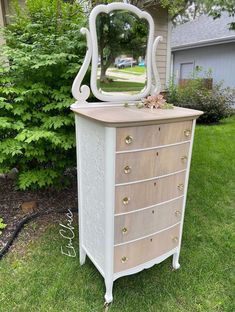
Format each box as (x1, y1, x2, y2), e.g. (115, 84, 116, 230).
(124, 94, 174, 109)
(143, 94, 173, 109)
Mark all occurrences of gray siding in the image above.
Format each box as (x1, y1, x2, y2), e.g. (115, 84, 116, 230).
(173, 43, 235, 88)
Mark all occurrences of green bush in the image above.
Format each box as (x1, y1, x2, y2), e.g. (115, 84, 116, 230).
(167, 76, 234, 124)
(0, 0, 86, 189)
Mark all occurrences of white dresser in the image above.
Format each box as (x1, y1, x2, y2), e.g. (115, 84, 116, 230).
(71, 105, 203, 303)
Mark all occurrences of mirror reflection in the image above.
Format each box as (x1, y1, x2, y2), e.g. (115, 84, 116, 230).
(96, 10, 149, 96)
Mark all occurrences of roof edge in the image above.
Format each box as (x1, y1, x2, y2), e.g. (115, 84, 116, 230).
(172, 35, 235, 51)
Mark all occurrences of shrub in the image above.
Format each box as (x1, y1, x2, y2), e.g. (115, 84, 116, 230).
(0, 0, 86, 189)
(167, 76, 234, 124)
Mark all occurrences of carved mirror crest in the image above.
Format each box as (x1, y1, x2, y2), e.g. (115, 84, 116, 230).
(72, 2, 162, 107)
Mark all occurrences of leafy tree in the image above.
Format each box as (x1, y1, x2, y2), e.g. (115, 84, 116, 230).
(105, 1, 235, 29)
(96, 11, 148, 81)
(159, 0, 235, 29)
(0, 0, 86, 189)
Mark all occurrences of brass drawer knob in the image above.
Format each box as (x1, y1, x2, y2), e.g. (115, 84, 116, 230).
(177, 183, 184, 191)
(172, 236, 179, 243)
(121, 256, 128, 263)
(122, 197, 130, 205)
(184, 129, 191, 137)
(125, 135, 133, 145)
(124, 165, 131, 174)
(121, 227, 128, 235)
(181, 155, 188, 163)
(175, 210, 182, 217)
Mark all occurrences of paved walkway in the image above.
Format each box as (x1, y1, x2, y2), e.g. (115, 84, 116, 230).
(97, 68, 146, 83)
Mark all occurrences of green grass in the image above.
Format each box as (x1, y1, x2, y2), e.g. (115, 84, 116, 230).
(112, 66, 146, 76)
(0, 116, 235, 312)
(100, 80, 145, 92)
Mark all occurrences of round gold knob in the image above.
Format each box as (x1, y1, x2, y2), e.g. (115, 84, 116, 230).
(124, 165, 131, 174)
(184, 129, 191, 137)
(181, 155, 188, 163)
(122, 197, 130, 205)
(121, 227, 128, 235)
(125, 135, 133, 145)
(172, 236, 179, 243)
(177, 183, 184, 191)
(175, 210, 182, 217)
(121, 256, 128, 263)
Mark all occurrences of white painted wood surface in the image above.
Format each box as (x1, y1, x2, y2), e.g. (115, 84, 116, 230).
(71, 2, 163, 106)
(75, 114, 199, 303)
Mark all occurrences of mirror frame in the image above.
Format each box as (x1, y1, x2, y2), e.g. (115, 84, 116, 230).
(89, 3, 154, 102)
(71, 2, 163, 107)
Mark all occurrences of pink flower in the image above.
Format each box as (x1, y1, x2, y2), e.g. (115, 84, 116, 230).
(143, 94, 166, 109)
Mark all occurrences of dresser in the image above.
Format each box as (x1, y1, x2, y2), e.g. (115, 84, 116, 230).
(71, 104, 203, 303)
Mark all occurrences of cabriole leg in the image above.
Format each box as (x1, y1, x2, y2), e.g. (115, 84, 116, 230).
(172, 252, 180, 270)
(104, 278, 113, 304)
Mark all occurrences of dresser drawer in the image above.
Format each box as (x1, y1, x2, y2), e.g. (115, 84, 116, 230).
(114, 197, 183, 245)
(116, 143, 189, 184)
(114, 224, 180, 273)
(115, 171, 185, 214)
(116, 120, 192, 151)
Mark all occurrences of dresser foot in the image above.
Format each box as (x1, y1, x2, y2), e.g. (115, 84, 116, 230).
(103, 301, 111, 311)
(104, 280, 113, 303)
(172, 253, 180, 270)
(79, 247, 86, 265)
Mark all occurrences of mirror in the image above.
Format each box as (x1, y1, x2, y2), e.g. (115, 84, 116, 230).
(71, 2, 157, 105)
(95, 10, 149, 97)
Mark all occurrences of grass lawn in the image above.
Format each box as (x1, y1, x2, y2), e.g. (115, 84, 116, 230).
(99, 80, 145, 92)
(112, 66, 146, 76)
(0, 116, 234, 312)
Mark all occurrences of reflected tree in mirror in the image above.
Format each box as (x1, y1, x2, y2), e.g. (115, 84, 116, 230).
(96, 10, 149, 95)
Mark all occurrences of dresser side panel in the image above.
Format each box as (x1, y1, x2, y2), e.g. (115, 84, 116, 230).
(76, 116, 106, 271)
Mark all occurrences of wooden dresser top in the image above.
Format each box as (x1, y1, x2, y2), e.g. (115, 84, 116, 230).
(71, 105, 203, 127)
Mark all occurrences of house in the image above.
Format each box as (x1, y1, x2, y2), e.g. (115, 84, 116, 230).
(171, 13, 235, 88)
(0, 0, 172, 92)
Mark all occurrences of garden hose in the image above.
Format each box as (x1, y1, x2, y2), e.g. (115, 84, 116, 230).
(0, 208, 77, 260)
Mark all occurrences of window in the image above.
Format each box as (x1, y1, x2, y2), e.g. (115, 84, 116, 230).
(180, 62, 194, 79)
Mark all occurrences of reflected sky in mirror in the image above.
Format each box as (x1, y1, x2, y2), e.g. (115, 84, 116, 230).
(96, 10, 149, 96)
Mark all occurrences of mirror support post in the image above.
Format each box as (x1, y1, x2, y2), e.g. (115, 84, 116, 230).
(151, 36, 163, 95)
(71, 28, 92, 108)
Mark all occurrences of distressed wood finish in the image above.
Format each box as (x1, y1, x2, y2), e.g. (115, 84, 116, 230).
(71, 106, 202, 127)
(114, 197, 183, 244)
(115, 171, 186, 214)
(116, 120, 192, 151)
(116, 142, 190, 184)
(114, 224, 180, 272)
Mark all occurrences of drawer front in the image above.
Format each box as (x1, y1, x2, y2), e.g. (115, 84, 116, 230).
(116, 120, 193, 151)
(114, 224, 180, 273)
(114, 197, 183, 245)
(115, 171, 186, 214)
(116, 143, 189, 184)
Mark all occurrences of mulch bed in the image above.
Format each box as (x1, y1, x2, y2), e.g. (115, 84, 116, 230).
(0, 170, 78, 253)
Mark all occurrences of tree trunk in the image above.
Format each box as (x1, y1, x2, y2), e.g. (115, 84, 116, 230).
(100, 65, 108, 82)
(100, 54, 115, 83)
